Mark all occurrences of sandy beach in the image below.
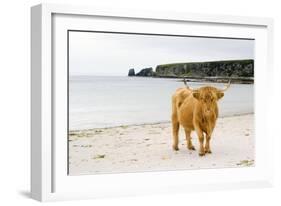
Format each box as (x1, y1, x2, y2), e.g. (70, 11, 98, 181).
(68, 114, 254, 175)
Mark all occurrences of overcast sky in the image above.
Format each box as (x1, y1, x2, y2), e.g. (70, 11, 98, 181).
(69, 31, 254, 76)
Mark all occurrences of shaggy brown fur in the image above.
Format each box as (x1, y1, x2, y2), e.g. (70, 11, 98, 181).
(171, 83, 229, 156)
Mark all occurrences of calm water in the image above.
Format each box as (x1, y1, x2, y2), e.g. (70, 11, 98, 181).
(69, 76, 254, 130)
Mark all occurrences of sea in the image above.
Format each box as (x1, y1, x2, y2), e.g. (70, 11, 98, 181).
(69, 76, 254, 130)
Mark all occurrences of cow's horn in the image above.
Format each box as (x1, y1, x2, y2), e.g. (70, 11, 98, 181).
(220, 80, 231, 92)
(183, 78, 193, 90)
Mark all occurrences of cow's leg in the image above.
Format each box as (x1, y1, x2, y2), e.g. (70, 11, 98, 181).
(172, 115, 180, 151)
(184, 129, 195, 150)
(205, 134, 212, 154)
(195, 126, 205, 156)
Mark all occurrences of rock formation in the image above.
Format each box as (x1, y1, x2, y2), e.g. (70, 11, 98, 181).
(135, 67, 154, 77)
(154, 59, 254, 78)
(128, 59, 254, 83)
(128, 68, 135, 76)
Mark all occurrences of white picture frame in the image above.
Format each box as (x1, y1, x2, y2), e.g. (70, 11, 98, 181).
(31, 3, 274, 202)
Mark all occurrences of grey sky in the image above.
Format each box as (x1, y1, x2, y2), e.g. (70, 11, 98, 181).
(69, 31, 254, 76)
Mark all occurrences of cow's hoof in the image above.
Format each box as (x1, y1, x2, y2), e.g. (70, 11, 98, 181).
(188, 145, 196, 150)
(199, 152, 205, 156)
(173, 145, 179, 151)
(205, 149, 212, 154)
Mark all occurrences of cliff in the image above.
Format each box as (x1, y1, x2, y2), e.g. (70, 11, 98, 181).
(154, 59, 254, 78)
(128, 59, 254, 83)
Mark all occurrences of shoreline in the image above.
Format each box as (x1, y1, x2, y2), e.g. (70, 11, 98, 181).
(130, 76, 254, 84)
(69, 112, 254, 132)
(69, 114, 254, 175)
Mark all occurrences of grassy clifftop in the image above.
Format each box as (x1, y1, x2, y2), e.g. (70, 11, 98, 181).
(155, 59, 254, 78)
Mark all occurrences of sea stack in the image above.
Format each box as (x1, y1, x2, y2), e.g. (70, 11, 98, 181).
(128, 68, 135, 76)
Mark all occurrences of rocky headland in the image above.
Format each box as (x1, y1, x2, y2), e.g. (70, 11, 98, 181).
(128, 59, 254, 83)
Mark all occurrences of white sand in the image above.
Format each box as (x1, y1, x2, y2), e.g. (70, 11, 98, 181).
(69, 114, 254, 175)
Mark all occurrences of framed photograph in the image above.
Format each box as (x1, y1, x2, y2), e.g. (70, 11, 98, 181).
(31, 3, 274, 201)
